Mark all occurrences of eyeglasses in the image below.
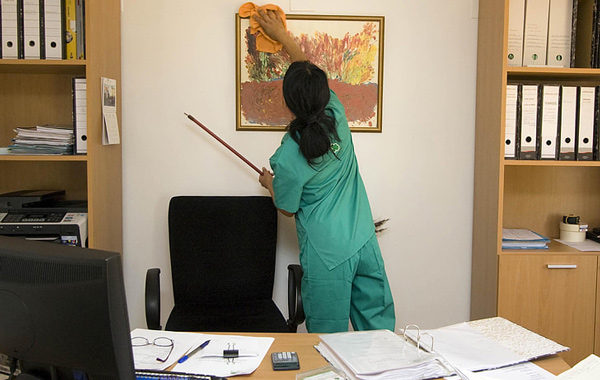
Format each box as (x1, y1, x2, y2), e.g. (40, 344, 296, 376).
(131, 336, 175, 363)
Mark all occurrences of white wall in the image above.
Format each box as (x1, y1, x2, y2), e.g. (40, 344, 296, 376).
(121, 0, 478, 331)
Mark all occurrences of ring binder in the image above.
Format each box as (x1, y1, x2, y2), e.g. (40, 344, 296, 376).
(401, 325, 468, 379)
(418, 333, 434, 352)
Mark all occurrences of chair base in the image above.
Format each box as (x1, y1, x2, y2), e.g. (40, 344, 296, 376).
(165, 299, 291, 333)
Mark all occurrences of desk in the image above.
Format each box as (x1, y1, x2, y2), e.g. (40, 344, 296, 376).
(223, 333, 571, 379)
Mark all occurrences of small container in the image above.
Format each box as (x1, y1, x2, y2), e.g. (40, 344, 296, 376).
(559, 222, 586, 242)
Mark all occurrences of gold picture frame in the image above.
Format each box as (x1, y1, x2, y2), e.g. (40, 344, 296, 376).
(236, 14, 385, 132)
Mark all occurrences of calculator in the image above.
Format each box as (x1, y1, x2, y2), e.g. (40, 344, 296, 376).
(271, 351, 300, 370)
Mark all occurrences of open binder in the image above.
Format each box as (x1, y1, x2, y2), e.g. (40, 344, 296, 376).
(316, 329, 452, 380)
(315, 317, 568, 380)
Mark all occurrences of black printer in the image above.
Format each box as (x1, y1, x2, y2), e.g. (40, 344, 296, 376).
(0, 190, 88, 247)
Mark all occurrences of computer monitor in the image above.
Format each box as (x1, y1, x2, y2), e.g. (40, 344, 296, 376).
(0, 236, 136, 380)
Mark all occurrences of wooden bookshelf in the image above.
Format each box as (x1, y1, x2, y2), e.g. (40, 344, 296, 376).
(0, 0, 122, 253)
(472, 0, 600, 366)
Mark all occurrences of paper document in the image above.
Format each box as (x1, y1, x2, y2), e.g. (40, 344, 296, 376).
(406, 322, 526, 372)
(557, 354, 600, 379)
(173, 334, 274, 377)
(444, 361, 556, 380)
(503, 229, 549, 241)
(131, 329, 273, 377)
(101, 77, 120, 145)
(555, 239, 600, 252)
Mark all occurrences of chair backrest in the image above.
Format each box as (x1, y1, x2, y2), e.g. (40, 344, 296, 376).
(168, 196, 278, 306)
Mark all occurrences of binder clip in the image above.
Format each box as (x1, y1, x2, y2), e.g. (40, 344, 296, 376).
(224, 343, 238, 364)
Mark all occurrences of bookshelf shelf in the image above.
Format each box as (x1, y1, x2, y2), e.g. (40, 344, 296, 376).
(0, 60, 86, 75)
(503, 160, 600, 167)
(473, 0, 600, 367)
(501, 239, 597, 254)
(0, 155, 87, 162)
(0, 0, 122, 253)
(507, 66, 600, 76)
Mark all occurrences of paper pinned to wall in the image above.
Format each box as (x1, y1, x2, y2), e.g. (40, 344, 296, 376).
(102, 77, 120, 145)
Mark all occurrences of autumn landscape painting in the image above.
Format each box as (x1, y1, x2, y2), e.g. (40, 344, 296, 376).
(236, 15, 384, 132)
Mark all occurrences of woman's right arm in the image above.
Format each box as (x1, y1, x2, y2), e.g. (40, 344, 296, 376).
(253, 9, 307, 62)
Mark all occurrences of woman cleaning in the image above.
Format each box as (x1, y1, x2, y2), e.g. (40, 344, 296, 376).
(254, 8, 395, 333)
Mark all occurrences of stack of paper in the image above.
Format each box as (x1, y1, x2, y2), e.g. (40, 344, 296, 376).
(9, 126, 74, 155)
(130, 329, 274, 378)
(502, 228, 550, 249)
(315, 330, 451, 380)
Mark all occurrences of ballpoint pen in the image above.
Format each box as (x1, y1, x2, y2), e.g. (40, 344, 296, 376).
(177, 340, 211, 364)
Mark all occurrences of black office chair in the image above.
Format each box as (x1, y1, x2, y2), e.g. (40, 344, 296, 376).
(145, 196, 304, 332)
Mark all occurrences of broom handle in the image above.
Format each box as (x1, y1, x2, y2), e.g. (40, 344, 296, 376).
(185, 113, 262, 175)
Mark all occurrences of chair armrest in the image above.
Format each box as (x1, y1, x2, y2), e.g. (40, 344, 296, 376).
(287, 264, 305, 332)
(145, 268, 162, 330)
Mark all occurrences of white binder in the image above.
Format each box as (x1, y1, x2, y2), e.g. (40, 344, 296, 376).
(523, 0, 550, 66)
(23, 0, 41, 59)
(73, 77, 87, 154)
(577, 86, 595, 161)
(547, 0, 574, 67)
(505, 84, 519, 158)
(43, 0, 63, 59)
(559, 86, 577, 160)
(507, 0, 526, 67)
(519, 85, 539, 159)
(540, 85, 560, 159)
(1, 0, 19, 59)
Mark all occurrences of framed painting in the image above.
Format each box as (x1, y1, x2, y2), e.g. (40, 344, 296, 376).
(236, 14, 385, 132)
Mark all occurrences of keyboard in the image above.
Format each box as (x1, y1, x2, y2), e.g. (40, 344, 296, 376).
(135, 369, 227, 380)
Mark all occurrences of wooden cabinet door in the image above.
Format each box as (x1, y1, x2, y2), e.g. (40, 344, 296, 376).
(498, 254, 597, 366)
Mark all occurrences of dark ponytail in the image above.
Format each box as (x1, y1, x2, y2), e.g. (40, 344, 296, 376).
(283, 61, 339, 163)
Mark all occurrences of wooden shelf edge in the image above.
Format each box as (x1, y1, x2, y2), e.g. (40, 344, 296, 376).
(504, 160, 600, 167)
(501, 239, 600, 255)
(0, 59, 86, 74)
(0, 155, 87, 162)
(0, 59, 86, 66)
(507, 66, 600, 76)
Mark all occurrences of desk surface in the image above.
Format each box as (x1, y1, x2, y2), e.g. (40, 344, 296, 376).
(224, 332, 570, 379)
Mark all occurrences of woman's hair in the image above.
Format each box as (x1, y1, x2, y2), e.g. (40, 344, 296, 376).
(283, 61, 339, 163)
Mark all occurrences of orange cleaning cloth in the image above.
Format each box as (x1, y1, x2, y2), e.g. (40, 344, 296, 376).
(239, 2, 287, 54)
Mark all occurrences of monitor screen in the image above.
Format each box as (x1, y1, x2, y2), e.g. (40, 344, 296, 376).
(0, 236, 135, 380)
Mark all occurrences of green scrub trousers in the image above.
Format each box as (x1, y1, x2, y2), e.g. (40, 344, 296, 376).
(300, 234, 395, 333)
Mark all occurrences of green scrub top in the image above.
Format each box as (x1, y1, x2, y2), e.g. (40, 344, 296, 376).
(269, 90, 375, 270)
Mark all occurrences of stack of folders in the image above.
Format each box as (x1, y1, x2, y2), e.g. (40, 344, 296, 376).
(0, 0, 85, 60)
(509, 0, 600, 69)
(315, 330, 452, 380)
(8, 125, 74, 155)
(505, 83, 600, 161)
(508, 0, 578, 67)
(502, 228, 551, 249)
